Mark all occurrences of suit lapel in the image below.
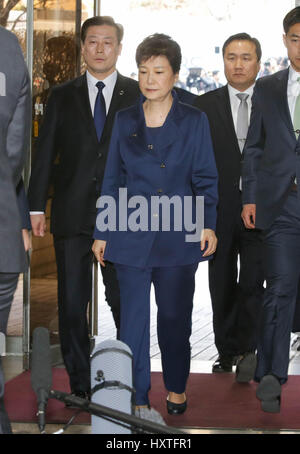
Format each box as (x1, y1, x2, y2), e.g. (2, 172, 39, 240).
(274, 69, 295, 136)
(216, 86, 241, 155)
(74, 73, 99, 144)
(100, 72, 133, 144)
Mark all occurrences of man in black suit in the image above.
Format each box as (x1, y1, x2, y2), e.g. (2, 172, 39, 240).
(194, 33, 264, 381)
(242, 7, 300, 412)
(28, 16, 140, 399)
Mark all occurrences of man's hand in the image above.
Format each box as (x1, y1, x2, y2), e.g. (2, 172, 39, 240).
(92, 240, 107, 267)
(201, 229, 218, 257)
(241, 204, 256, 229)
(30, 213, 46, 237)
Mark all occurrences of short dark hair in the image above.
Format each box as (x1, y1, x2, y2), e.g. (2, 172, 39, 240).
(283, 7, 300, 34)
(222, 33, 262, 62)
(135, 33, 181, 74)
(81, 16, 124, 44)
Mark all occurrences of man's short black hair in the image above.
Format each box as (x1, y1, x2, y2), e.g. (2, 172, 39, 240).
(283, 7, 300, 34)
(81, 16, 124, 44)
(222, 33, 262, 62)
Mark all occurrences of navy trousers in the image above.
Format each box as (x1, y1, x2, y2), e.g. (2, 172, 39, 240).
(115, 262, 198, 405)
(255, 191, 300, 384)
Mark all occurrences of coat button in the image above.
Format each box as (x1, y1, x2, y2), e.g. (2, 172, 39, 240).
(160, 163, 166, 168)
(157, 188, 163, 193)
(148, 144, 154, 150)
(98, 152, 103, 158)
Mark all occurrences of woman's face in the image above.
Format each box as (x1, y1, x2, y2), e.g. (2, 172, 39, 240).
(138, 55, 178, 102)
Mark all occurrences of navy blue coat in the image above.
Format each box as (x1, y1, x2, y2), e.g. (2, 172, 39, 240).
(242, 68, 299, 230)
(94, 92, 218, 268)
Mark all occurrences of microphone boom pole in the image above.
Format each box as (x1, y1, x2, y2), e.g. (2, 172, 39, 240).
(50, 389, 185, 435)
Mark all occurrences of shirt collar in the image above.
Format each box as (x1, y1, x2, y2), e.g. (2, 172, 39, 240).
(289, 65, 300, 83)
(228, 83, 255, 99)
(86, 69, 117, 93)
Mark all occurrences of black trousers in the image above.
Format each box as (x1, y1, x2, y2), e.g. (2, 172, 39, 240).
(54, 235, 120, 393)
(209, 206, 264, 357)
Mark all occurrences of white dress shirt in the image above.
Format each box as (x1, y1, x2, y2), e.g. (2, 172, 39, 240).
(287, 65, 300, 121)
(228, 83, 255, 133)
(31, 70, 118, 215)
(86, 69, 117, 115)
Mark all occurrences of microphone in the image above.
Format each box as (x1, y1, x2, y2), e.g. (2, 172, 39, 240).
(30, 327, 52, 434)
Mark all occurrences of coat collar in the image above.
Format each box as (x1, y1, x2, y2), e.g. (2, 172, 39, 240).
(214, 85, 241, 155)
(129, 89, 183, 150)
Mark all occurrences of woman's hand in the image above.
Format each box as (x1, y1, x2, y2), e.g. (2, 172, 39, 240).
(201, 229, 217, 257)
(92, 240, 107, 267)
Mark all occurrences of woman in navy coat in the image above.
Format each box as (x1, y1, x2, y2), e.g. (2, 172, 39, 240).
(93, 34, 218, 414)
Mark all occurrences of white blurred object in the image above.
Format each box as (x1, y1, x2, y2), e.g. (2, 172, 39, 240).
(0, 332, 5, 356)
(291, 334, 300, 351)
(90, 339, 133, 434)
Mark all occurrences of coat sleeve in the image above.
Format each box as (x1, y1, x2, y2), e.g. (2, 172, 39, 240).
(16, 179, 31, 230)
(93, 113, 126, 240)
(6, 38, 31, 186)
(191, 111, 218, 230)
(241, 83, 265, 204)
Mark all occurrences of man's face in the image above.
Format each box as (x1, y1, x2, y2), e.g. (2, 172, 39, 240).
(223, 40, 260, 91)
(81, 24, 122, 79)
(283, 23, 300, 72)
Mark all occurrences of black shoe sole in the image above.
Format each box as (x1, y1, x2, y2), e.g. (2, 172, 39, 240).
(256, 375, 281, 413)
(235, 353, 257, 383)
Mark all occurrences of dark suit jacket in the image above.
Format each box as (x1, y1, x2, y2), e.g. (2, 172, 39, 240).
(242, 68, 298, 230)
(194, 85, 242, 231)
(94, 91, 218, 268)
(28, 72, 140, 237)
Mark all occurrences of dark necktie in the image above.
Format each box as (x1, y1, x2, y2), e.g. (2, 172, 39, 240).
(94, 81, 106, 141)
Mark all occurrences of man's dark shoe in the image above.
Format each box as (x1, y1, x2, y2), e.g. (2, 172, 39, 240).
(212, 356, 235, 373)
(235, 352, 257, 383)
(256, 375, 281, 413)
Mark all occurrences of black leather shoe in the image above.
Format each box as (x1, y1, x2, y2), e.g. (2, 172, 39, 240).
(166, 398, 187, 415)
(65, 390, 90, 409)
(256, 375, 281, 413)
(212, 356, 234, 373)
(235, 352, 257, 383)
